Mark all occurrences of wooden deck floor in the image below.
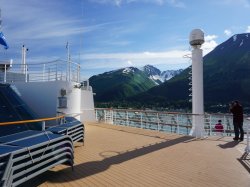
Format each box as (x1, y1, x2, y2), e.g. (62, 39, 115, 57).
(22, 122, 250, 187)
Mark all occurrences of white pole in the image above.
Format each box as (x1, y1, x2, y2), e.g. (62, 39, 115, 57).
(42, 121, 46, 131)
(4, 64, 6, 82)
(25, 64, 28, 82)
(21, 45, 28, 74)
(66, 42, 70, 81)
(67, 42, 71, 81)
(43, 64, 45, 81)
(189, 29, 205, 138)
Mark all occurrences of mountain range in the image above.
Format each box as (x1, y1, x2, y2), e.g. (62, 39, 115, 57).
(129, 33, 250, 112)
(90, 33, 250, 112)
(89, 65, 183, 102)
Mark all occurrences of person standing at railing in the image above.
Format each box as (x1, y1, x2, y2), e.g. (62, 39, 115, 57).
(229, 100, 244, 141)
(214, 120, 224, 136)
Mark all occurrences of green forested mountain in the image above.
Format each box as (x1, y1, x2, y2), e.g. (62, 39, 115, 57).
(129, 33, 250, 111)
(89, 67, 157, 102)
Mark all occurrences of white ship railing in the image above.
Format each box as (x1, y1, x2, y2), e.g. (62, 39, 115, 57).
(95, 108, 249, 138)
(0, 59, 82, 83)
(246, 118, 250, 153)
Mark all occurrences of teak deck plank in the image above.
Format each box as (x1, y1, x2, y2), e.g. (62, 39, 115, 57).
(22, 122, 250, 187)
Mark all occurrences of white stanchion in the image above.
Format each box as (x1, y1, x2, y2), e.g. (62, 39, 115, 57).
(245, 117, 250, 153)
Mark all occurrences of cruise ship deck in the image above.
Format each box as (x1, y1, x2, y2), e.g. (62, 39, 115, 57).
(22, 122, 249, 187)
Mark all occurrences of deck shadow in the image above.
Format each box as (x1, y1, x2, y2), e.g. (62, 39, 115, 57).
(217, 141, 239, 149)
(92, 124, 176, 140)
(237, 152, 250, 173)
(21, 135, 193, 186)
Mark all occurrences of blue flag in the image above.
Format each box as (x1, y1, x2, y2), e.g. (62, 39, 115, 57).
(0, 32, 9, 49)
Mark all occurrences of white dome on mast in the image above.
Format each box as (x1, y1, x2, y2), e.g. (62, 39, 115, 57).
(189, 29, 204, 47)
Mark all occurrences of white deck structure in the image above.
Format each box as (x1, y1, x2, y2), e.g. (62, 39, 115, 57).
(0, 59, 96, 124)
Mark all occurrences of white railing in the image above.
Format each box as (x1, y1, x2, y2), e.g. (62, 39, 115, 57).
(246, 118, 250, 153)
(0, 59, 82, 83)
(95, 108, 249, 138)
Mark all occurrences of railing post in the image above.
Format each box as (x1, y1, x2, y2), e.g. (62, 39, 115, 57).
(111, 109, 114, 124)
(114, 110, 116, 125)
(4, 64, 7, 83)
(42, 121, 46, 131)
(177, 114, 180, 134)
(48, 68, 50, 81)
(104, 110, 106, 123)
(56, 62, 58, 80)
(95, 109, 98, 121)
(157, 113, 159, 131)
(140, 112, 143, 129)
(25, 64, 28, 82)
(246, 118, 250, 153)
(126, 111, 129, 126)
(223, 115, 226, 134)
(209, 115, 212, 136)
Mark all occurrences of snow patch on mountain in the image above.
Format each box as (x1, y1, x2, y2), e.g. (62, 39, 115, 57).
(161, 69, 183, 82)
(239, 39, 244, 47)
(99, 65, 183, 85)
(123, 67, 135, 74)
(233, 35, 237, 42)
(142, 65, 183, 84)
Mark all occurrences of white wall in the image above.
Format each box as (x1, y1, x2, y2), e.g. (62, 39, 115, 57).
(14, 81, 82, 123)
(57, 81, 81, 120)
(14, 81, 58, 119)
(80, 89, 96, 122)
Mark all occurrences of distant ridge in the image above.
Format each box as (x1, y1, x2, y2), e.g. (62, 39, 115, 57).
(89, 65, 182, 102)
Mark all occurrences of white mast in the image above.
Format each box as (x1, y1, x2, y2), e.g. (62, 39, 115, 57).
(21, 45, 28, 74)
(66, 41, 71, 81)
(189, 29, 205, 138)
(0, 9, 2, 31)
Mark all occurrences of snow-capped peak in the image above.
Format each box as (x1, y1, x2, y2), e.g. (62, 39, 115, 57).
(141, 65, 183, 84)
(122, 67, 138, 74)
(233, 35, 237, 42)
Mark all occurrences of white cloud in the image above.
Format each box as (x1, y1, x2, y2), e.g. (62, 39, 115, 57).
(166, 0, 186, 8)
(80, 49, 190, 71)
(246, 26, 250, 32)
(224, 29, 232, 36)
(202, 35, 218, 55)
(204, 35, 217, 41)
(82, 50, 189, 60)
(89, 0, 185, 7)
(127, 60, 133, 65)
(220, 0, 250, 8)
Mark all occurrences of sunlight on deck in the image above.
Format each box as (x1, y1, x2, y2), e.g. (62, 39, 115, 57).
(22, 122, 250, 187)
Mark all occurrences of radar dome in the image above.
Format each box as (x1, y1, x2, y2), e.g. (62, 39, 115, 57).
(189, 29, 204, 46)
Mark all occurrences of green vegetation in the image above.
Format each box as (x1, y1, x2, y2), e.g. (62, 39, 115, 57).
(91, 34, 250, 113)
(89, 67, 156, 102)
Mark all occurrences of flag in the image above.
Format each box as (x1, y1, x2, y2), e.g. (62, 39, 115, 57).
(66, 41, 68, 49)
(0, 32, 9, 49)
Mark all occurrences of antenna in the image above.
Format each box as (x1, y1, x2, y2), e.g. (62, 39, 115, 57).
(0, 9, 2, 31)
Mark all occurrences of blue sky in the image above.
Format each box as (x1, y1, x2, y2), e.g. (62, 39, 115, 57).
(0, 0, 250, 78)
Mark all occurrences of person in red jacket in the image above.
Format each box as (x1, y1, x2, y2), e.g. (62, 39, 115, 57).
(229, 100, 244, 141)
(215, 120, 224, 134)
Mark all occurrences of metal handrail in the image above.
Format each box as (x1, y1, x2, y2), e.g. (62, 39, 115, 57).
(95, 107, 234, 117)
(95, 108, 248, 137)
(0, 59, 83, 83)
(0, 115, 65, 126)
